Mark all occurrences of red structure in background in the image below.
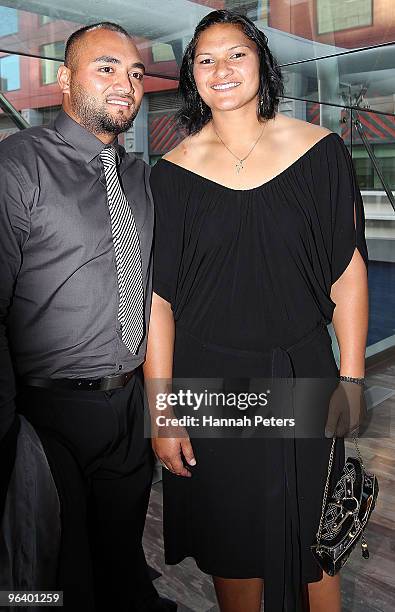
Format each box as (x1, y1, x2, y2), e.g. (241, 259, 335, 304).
(307, 102, 395, 144)
(270, 0, 395, 48)
(150, 113, 182, 157)
(0, 10, 178, 119)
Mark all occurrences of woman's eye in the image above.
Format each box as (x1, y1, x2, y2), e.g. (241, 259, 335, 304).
(199, 58, 213, 65)
(230, 52, 246, 59)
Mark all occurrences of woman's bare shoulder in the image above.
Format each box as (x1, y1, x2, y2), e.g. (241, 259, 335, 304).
(269, 113, 333, 161)
(162, 140, 188, 163)
(162, 128, 209, 168)
(274, 113, 332, 146)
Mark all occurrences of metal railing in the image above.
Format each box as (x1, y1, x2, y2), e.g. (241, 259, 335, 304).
(0, 91, 29, 130)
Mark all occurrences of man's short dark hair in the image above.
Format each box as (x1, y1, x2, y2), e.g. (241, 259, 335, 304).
(65, 22, 133, 70)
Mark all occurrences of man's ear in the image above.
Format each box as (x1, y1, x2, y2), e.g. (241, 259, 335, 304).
(57, 65, 71, 95)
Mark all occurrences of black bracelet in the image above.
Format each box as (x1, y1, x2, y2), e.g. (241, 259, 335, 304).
(339, 375, 365, 386)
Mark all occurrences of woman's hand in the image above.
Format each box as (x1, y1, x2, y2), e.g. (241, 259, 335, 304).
(152, 427, 196, 477)
(325, 380, 367, 438)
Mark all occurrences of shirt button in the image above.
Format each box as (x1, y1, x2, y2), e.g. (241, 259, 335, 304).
(118, 365, 123, 370)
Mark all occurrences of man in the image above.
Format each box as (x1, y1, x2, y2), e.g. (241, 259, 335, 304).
(0, 22, 176, 612)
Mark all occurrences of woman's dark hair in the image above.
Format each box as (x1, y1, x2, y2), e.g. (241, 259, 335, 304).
(177, 10, 284, 135)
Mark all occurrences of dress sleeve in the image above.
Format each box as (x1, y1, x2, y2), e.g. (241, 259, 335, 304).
(318, 133, 369, 285)
(150, 162, 183, 307)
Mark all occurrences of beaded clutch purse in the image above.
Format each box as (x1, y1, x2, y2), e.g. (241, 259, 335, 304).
(311, 435, 379, 576)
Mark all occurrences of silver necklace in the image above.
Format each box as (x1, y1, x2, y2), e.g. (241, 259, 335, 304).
(213, 122, 267, 174)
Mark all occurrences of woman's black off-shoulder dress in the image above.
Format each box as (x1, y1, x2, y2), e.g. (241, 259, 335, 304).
(150, 133, 368, 612)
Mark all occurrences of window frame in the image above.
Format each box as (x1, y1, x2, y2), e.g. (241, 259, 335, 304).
(151, 43, 176, 63)
(40, 41, 65, 86)
(352, 142, 395, 191)
(39, 15, 54, 26)
(316, 0, 374, 36)
(0, 6, 19, 38)
(0, 54, 21, 92)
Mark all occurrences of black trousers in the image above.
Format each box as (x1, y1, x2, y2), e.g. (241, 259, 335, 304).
(16, 371, 157, 612)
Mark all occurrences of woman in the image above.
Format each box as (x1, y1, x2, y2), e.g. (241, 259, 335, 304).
(144, 10, 368, 612)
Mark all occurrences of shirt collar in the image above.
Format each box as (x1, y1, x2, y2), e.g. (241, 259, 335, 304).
(54, 109, 124, 164)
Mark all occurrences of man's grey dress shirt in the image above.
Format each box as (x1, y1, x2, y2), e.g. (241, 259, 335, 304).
(0, 110, 154, 438)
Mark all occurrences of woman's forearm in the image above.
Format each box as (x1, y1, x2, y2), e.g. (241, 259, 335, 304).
(330, 250, 368, 378)
(143, 292, 175, 425)
(144, 293, 195, 475)
(144, 292, 175, 380)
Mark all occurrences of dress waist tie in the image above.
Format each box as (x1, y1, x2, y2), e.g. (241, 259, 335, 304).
(265, 320, 327, 612)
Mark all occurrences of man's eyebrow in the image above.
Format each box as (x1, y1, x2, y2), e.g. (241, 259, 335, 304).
(131, 61, 145, 73)
(93, 55, 121, 64)
(196, 44, 251, 57)
(92, 57, 145, 73)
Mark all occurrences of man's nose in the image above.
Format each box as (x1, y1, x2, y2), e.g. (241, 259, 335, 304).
(114, 71, 134, 94)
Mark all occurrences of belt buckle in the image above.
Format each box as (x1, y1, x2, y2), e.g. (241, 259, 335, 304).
(99, 371, 133, 391)
(99, 374, 121, 391)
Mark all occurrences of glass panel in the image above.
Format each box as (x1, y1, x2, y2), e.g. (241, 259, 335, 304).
(0, 5, 81, 61)
(352, 109, 395, 349)
(0, 55, 61, 134)
(0, 54, 20, 90)
(282, 43, 395, 116)
(41, 41, 65, 84)
(0, 1, 392, 76)
(0, 5, 18, 37)
(353, 144, 395, 191)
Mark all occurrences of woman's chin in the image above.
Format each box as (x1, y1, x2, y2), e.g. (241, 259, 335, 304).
(209, 98, 257, 114)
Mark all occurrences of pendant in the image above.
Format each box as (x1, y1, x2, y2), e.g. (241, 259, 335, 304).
(235, 159, 244, 174)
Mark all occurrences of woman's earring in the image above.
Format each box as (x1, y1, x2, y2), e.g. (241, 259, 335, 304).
(259, 94, 264, 114)
(199, 98, 204, 116)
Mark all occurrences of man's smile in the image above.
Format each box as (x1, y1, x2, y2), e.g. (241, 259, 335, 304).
(106, 96, 134, 108)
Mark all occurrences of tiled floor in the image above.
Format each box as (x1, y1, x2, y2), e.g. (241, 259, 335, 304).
(143, 355, 395, 612)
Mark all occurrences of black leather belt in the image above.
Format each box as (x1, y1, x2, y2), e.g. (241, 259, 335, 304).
(21, 370, 136, 391)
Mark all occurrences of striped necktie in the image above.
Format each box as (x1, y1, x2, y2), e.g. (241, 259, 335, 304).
(100, 146, 144, 353)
